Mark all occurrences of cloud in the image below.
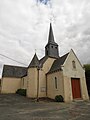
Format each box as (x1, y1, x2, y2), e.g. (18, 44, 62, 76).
(0, 0, 90, 77)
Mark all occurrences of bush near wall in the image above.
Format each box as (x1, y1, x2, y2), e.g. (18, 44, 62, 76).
(55, 95, 64, 102)
(16, 89, 26, 96)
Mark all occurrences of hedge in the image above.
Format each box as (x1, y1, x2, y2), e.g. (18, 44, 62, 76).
(16, 89, 26, 96)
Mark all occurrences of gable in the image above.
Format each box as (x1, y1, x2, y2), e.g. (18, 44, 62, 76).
(41, 57, 56, 74)
(62, 49, 85, 76)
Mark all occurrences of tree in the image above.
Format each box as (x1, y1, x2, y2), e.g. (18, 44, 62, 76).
(84, 64, 90, 72)
(84, 64, 90, 96)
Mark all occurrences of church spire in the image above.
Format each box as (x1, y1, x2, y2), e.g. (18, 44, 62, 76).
(45, 23, 59, 58)
(48, 23, 55, 43)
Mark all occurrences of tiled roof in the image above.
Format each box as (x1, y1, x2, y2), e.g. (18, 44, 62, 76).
(28, 53, 39, 68)
(48, 53, 69, 74)
(39, 56, 48, 67)
(2, 65, 27, 78)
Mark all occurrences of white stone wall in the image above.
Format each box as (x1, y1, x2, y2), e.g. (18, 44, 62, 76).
(39, 57, 55, 97)
(47, 71, 64, 99)
(27, 68, 38, 98)
(21, 76, 28, 89)
(27, 57, 55, 98)
(62, 50, 89, 102)
(1, 77, 21, 93)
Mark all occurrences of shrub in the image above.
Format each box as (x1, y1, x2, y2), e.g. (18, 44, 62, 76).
(55, 95, 64, 102)
(16, 89, 26, 96)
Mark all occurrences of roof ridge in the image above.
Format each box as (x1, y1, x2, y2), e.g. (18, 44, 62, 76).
(3, 64, 27, 68)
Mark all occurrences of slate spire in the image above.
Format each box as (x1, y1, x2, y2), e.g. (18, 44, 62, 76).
(28, 53, 39, 68)
(48, 23, 55, 44)
(45, 23, 59, 58)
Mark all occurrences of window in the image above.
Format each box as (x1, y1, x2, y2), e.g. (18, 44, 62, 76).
(51, 46, 53, 48)
(55, 77, 58, 89)
(72, 60, 76, 69)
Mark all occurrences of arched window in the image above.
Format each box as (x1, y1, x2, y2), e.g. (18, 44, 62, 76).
(72, 60, 76, 69)
(55, 77, 58, 89)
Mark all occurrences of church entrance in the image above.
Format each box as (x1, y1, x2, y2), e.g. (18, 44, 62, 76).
(71, 78, 81, 99)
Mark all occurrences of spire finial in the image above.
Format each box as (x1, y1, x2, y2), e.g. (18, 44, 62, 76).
(35, 49, 37, 54)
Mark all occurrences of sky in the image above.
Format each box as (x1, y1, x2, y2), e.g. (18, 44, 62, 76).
(0, 0, 90, 77)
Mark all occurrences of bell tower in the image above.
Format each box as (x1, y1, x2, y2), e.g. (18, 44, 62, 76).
(45, 23, 59, 58)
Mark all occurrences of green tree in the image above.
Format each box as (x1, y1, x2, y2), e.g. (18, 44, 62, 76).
(84, 64, 90, 71)
(84, 64, 90, 96)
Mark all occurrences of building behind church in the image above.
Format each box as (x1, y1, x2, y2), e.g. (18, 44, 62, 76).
(0, 24, 89, 102)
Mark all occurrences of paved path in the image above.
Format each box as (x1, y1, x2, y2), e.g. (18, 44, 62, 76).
(0, 94, 90, 120)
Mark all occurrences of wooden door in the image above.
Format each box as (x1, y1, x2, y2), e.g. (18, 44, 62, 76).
(71, 78, 81, 99)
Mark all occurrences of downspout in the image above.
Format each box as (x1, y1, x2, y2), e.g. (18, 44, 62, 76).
(37, 67, 40, 102)
(46, 74, 47, 97)
(61, 66, 65, 101)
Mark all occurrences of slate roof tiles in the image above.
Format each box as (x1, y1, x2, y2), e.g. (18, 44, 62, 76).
(28, 53, 39, 68)
(2, 65, 27, 78)
(48, 53, 69, 74)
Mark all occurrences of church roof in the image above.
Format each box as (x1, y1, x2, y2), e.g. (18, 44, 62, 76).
(39, 56, 48, 67)
(47, 23, 58, 46)
(48, 53, 69, 74)
(39, 55, 58, 68)
(2, 65, 27, 78)
(28, 53, 39, 68)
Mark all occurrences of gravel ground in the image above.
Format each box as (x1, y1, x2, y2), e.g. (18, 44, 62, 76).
(0, 94, 90, 120)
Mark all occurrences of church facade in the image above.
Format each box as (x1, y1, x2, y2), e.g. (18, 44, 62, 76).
(0, 24, 89, 102)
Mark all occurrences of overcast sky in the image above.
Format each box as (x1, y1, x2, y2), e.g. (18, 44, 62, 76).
(0, 0, 90, 77)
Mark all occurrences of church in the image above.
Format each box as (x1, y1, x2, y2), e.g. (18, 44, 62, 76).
(0, 23, 89, 102)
